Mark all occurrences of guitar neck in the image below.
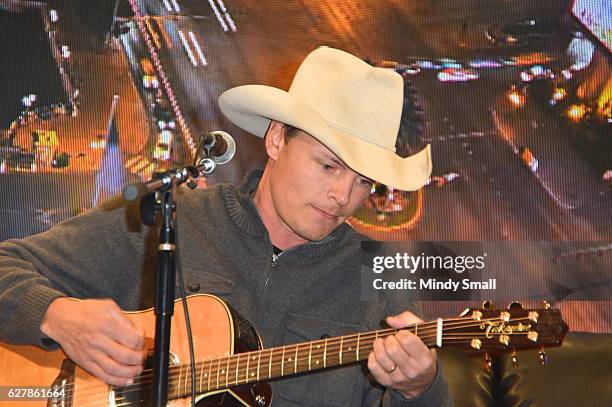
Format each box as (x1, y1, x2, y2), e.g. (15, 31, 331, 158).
(167, 320, 441, 400)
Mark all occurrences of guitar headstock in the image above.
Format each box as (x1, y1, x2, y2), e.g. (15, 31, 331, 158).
(445, 301, 569, 368)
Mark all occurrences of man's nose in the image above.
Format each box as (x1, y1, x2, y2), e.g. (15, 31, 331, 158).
(329, 176, 353, 206)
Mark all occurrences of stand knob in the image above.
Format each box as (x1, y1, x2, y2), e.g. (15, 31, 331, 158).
(483, 353, 493, 373)
(539, 348, 548, 365)
(511, 350, 519, 368)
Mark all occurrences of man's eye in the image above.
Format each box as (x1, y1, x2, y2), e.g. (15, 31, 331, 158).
(359, 178, 373, 187)
(322, 163, 334, 171)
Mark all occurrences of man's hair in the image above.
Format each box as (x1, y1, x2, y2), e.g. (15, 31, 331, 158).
(282, 124, 301, 142)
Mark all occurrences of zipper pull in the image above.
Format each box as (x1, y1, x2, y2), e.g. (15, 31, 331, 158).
(271, 253, 279, 267)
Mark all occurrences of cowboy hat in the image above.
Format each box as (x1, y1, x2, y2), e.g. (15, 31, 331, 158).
(218, 46, 432, 191)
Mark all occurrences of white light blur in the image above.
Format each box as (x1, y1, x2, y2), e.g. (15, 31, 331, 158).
(178, 30, 198, 66)
(215, 0, 237, 31)
(208, 0, 229, 32)
(188, 31, 208, 66)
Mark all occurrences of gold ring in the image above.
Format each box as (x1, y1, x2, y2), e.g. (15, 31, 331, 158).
(386, 364, 397, 374)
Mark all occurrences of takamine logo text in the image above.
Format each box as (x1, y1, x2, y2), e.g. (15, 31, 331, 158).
(481, 321, 532, 339)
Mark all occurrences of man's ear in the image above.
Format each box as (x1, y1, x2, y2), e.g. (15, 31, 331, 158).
(264, 120, 285, 161)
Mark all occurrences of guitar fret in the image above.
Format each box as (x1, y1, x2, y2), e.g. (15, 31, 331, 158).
(356, 334, 360, 360)
(268, 349, 273, 379)
(323, 338, 328, 368)
(294, 345, 298, 373)
(281, 346, 286, 377)
(225, 356, 231, 387)
(256, 350, 262, 381)
(235, 354, 240, 385)
(339, 336, 344, 365)
(308, 342, 313, 370)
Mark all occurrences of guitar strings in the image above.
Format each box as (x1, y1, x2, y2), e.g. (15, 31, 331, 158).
(56, 320, 536, 407)
(75, 330, 535, 407)
(64, 316, 539, 406)
(53, 315, 535, 402)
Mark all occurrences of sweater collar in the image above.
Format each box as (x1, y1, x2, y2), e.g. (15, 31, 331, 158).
(222, 169, 354, 258)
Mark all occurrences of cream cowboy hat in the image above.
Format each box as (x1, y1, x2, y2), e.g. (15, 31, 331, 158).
(218, 46, 432, 191)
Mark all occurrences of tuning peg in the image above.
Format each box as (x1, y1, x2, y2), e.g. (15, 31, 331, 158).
(528, 311, 539, 323)
(483, 353, 493, 373)
(482, 300, 494, 310)
(470, 338, 482, 350)
(511, 350, 519, 367)
(471, 310, 483, 321)
(542, 300, 551, 310)
(499, 334, 510, 346)
(508, 301, 523, 310)
(539, 348, 548, 365)
(527, 331, 539, 342)
(499, 311, 510, 322)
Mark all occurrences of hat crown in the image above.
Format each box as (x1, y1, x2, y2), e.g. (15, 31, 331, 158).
(288, 47, 403, 152)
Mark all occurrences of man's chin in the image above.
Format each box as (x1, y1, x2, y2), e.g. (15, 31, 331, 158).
(298, 225, 341, 242)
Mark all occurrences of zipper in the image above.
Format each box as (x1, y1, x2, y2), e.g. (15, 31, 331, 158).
(250, 198, 280, 287)
(249, 196, 338, 287)
(266, 249, 287, 287)
(271, 252, 280, 267)
(265, 234, 335, 287)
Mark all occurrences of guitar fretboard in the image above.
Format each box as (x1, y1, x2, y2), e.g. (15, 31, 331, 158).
(167, 321, 440, 399)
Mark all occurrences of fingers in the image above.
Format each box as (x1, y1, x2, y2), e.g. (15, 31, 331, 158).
(368, 329, 437, 396)
(93, 334, 147, 367)
(86, 357, 140, 387)
(46, 299, 148, 386)
(386, 310, 423, 328)
(91, 347, 143, 380)
(394, 330, 432, 365)
(371, 335, 414, 378)
(102, 301, 146, 350)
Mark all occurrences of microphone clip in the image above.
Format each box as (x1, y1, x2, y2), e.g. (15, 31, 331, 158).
(192, 130, 236, 178)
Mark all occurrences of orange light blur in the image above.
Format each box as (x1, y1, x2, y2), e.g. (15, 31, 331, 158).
(567, 104, 587, 121)
(508, 90, 525, 108)
(552, 88, 566, 101)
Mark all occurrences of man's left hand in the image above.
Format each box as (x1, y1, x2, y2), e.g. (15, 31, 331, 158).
(367, 311, 437, 399)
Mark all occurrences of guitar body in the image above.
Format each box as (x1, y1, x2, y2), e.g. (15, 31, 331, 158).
(0, 294, 272, 407)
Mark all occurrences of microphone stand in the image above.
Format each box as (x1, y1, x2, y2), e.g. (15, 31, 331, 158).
(122, 135, 224, 407)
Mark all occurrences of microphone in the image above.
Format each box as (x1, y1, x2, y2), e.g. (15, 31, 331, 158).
(202, 131, 236, 164)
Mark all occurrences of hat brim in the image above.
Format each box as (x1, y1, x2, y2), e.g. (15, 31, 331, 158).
(219, 85, 432, 191)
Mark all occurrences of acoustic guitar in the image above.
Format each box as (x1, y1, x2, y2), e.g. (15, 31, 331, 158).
(0, 294, 568, 406)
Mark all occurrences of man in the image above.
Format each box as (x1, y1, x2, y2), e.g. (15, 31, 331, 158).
(0, 47, 450, 405)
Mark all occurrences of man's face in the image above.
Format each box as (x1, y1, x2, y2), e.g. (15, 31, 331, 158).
(262, 124, 373, 244)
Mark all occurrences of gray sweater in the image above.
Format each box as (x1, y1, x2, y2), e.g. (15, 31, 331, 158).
(0, 170, 451, 406)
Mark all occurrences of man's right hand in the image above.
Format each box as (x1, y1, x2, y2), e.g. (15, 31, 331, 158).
(40, 297, 146, 386)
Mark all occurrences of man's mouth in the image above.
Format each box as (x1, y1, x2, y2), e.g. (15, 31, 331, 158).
(313, 206, 340, 219)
